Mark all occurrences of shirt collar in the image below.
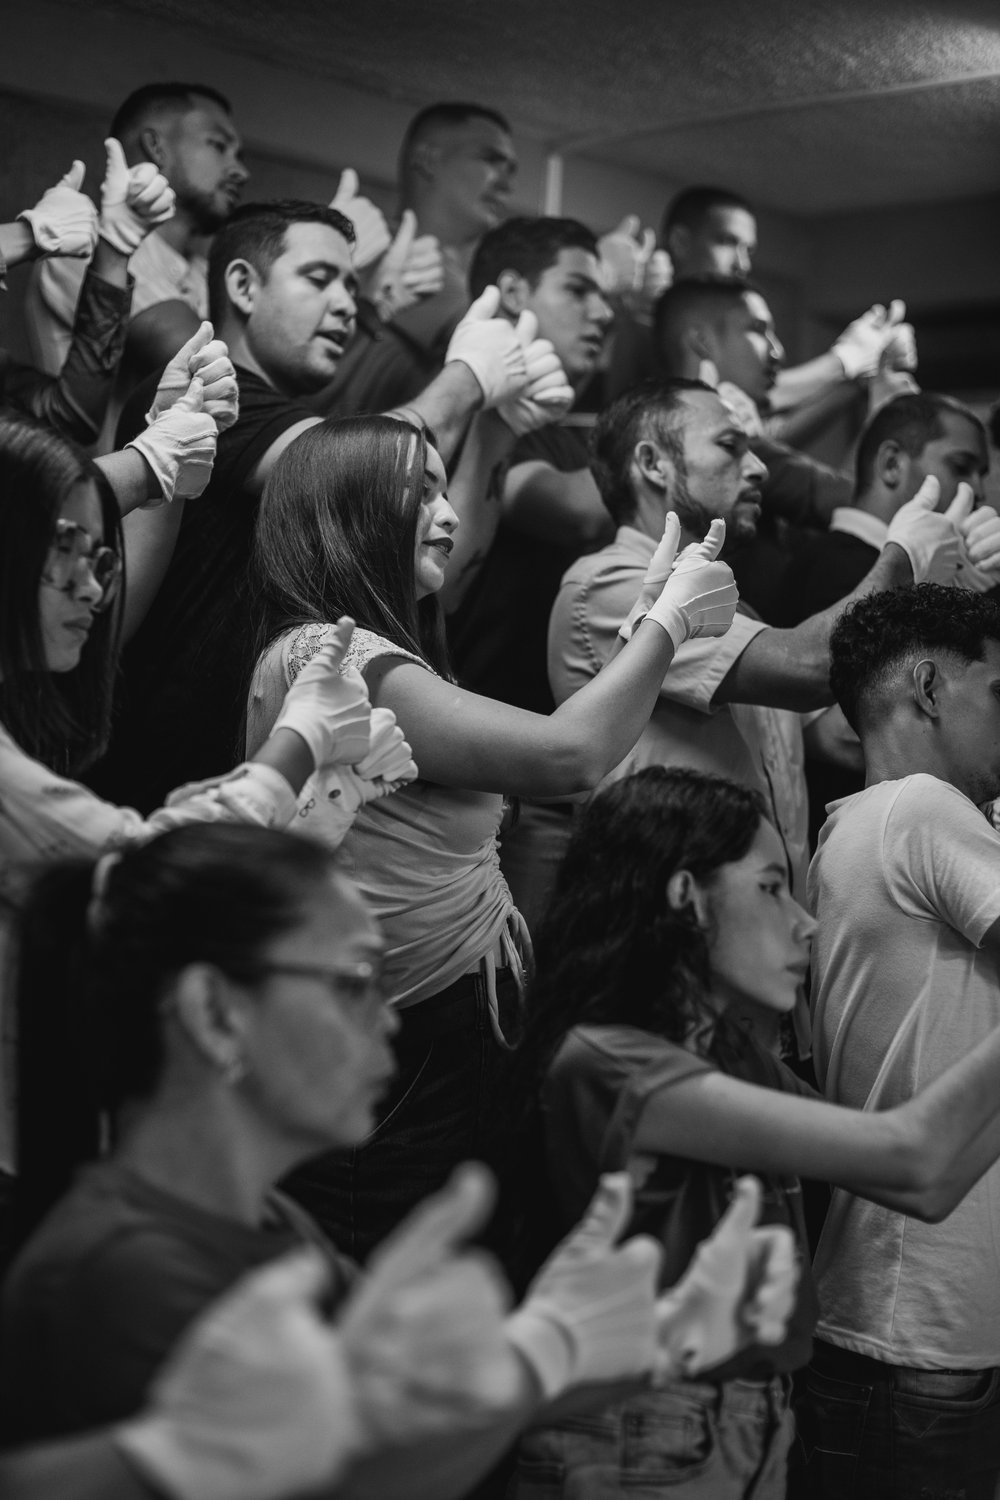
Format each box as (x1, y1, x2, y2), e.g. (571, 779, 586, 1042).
(829, 508, 888, 549)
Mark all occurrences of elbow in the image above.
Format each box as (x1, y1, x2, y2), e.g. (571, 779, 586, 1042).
(884, 1130, 957, 1223)
(536, 741, 607, 799)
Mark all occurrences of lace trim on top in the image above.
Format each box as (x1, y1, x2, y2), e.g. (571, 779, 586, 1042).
(285, 623, 431, 685)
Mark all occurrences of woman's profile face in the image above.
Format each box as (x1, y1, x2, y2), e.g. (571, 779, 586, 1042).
(701, 818, 816, 1016)
(236, 871, 398, 1152)
(413, 444, 459, 600)
(37, 479, 107, 674)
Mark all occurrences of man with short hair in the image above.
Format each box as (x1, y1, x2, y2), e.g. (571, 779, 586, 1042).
(28, 83, 249, 405)
(548, 381, 963, 907)
(318, 101, 517, 417)
(802, 583, 1000, 1497)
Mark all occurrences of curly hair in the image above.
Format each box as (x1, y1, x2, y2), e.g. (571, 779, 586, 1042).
(829, 583, 1000, 732)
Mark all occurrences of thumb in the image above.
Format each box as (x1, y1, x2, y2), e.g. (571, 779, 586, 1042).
(364, 1162, 497, 1293)
(565, 1171, 633, 1252)
(331, 167, 358, 206)
(679, 516, 727, 563)
(173, 319, 215, 368)
(514, 308, 538, 348)
(104, 137, 129, 180)
(885, 298, 906, 327)
(61, 159, 86, 191)
(384, 208, 417, 269)
(464, 284, 501, 322)
(697, 357, 720, 388)
(638, 227, 656, 264)
(237, 1246, 332, 1310)
(172, 375, 205, 412)
(615, 214, 640, 240)
(945, 481, 975, 526)
(313, 615, 356, 669)
(907, 474, 941, 513)
(711, 1176, 762, 1246)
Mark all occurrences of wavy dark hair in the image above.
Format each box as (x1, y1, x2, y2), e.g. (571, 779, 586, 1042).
(251, 414, 452, 677)
(14, 823, 341, 1245)
(0, 415, 123, 775)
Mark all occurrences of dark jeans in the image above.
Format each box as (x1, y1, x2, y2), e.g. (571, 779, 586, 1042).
(792, 1338, 1000, 1500)
(282, 968, 521, 1264)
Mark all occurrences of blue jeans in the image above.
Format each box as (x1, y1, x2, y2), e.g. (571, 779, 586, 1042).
(793, 1339, 1000, 1499)
(508, 1377, 795, 1498)
(282, 968, 521, 1263)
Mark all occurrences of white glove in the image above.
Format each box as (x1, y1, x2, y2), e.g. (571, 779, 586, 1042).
(716, 380, 764, 438)
(98, 139, 175, 255)
(951, 488, 1000, 592)
(504, 1172, 662, 1399)
(598, 215, 656, 297)
(365, 210, 445, 323)
(498, 326, 575, 436)
(165, 762, 299, 830)
(329, 167, 392, 270)
(653, 1177, 798, 1382)
(115, 1251, 359, 1500)
(146, 321, 240, 432)
(17, 161, 98, 257)
(312, 707, 417, 840)
(879, 300, 917, 372)
(126, 377, 218, 504)
(884, 475, 962, 584)
(619, 516, 738, 649)
(340, 1164, 525, 1444)
(270, 618, 371, 772)
(445, 286, 530, 407)
(832, 304, 892, 381)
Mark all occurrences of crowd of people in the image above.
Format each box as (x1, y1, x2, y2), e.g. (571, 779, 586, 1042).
(1, 81, 999, 1500)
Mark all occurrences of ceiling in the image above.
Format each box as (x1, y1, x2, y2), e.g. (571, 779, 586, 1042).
(78, 0, 1000, 214)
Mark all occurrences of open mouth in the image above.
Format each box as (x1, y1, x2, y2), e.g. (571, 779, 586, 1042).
(427, 538, 454, 556)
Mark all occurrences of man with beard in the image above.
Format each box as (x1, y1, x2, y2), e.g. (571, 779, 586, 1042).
(27, 83, 249, 428)
(547, 380, 962, 903)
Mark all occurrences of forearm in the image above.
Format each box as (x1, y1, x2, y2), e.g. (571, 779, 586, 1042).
(0, 1436, 150, 1500)
(0, 221, 40, 270)
(400, 362, 482, 463)
(766, 381, 858, 449)
(440, 411, 515, 611)
(98, 449, 162, 518)
(120, 498, 184, 639)
(768, 351, 847, 413)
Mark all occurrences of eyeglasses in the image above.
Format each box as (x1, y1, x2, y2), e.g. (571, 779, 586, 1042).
(251, 960, 386, 1012)
(41, 520, 122, 613)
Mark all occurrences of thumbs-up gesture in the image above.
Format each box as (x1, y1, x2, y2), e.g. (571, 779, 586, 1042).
(885, 474, 962, 584)
(949, 486, 1000, 592)
(329, 167, 392, 270)
(98, 138, 175, 255)
(367, 210, 445, 322)
(126, 374, 218, 504)
(598, 214, 656, 297)
(17, 160, 98, 257)
(445, 285, 529, 407)
(498, 311, 575, 436)
(146, 321, 239, 431)
(879, 298, 918, 373)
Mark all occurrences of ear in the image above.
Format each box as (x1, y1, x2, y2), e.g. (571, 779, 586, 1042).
(666, 869, 710, 926)
(171, 963, 248, 1079)
(634, 438, 675, 494)
(666, 224, 690, 266)
(496, 268, 530, 318)
(224, 258, 260, 319)
(911, 657, 940, 719)
(138, 125, 166, 169)
(875, 439, 908, 494)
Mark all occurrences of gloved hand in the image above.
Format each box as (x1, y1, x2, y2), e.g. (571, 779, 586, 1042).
(832, 304, 893, 381)
(146, 321, 240, 431)
(329, 167, 392, 270)
(653, 1177, 798, 1382)
(313, 706, 418, 839)
(115, 1251, 359, 1500)
(950, 488, 1000, 592)
(498, 325, 575, 436)
(505, 1172, 662, 1399)
(126, 376, 218, 504)
(340, 1163, 525, 1443)
(271, 618, 371, 772)
(884, 475, 962, 584)
(879, 300, 917, 372)
(366, 210, 445, 322)
(619, 516, 739, 649)
(599, 215, 656, 296)
(98, 139, 175, 255)
(445, 286, 530, 407)
(716, 380, 764, 438)
(17, 161, 99, 257)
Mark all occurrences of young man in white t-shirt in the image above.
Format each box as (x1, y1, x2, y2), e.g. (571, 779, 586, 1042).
(805, 581, 1000, 1499)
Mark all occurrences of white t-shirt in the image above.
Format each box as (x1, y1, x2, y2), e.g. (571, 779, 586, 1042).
(809, 774, 1000, 1366)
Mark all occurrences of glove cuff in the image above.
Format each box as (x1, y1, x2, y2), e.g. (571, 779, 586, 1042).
(831, 341, 869, 382)
(98, 213, 145, 257)
(504, 1309, 574, 1401)
(17, 210, 62, 255)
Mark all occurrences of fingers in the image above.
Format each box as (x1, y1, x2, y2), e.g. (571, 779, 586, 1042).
(364, 1163, 497, 1293)
(172, 375, 205, 412)
(649, 512, 682, 572)
(945, 481, 975, 525)
(61, 159, 86, 191)
(104, 137, 129, 180)
(676, 516, 727, 564)
(331, 167, 358, 206)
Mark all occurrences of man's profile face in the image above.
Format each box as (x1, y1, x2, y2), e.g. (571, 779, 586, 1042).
(430, 118, 517, 236)
(671, 205, 757, 278)
(159, 97, 249, 233)
(525, 247, 613, 381)
(906, 412, 989, 511)
(667, 388, 768, 546)
(708, 291, 784, 405)
(246, 221, 358, 395)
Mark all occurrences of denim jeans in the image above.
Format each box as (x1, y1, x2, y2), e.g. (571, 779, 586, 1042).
(792, 1339, 1000, 1500)
(508, 1377, 795, 1499)
(282, 968, 521, 1263)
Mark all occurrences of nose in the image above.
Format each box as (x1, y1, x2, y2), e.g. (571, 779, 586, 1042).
(231, 156, 250, 186)
(329, 280, 357, 322)
(791, 899, 818, 943)
(590, 291, 614, 327)
(434, 497, 459, 533)
(743, 449, 768, 484)
(734, 245, 753, 277)
(73, 556, 104, 606)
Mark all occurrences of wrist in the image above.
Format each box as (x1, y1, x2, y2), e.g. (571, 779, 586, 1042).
(878, 539, 917, 585)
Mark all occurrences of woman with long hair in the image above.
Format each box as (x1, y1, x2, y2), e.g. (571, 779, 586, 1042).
(507, 766, 1000, 1498)
(246, 412, 738, 1259)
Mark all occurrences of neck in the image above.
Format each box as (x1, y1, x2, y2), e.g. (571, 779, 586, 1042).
(861, 720, 972, 799)
(152, 202, 201, 258)
(402, 192, 480, 260)
(852, 486, 897, 524)
(114, 1087, 303, 1227)
(219, 324, 281, 393)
